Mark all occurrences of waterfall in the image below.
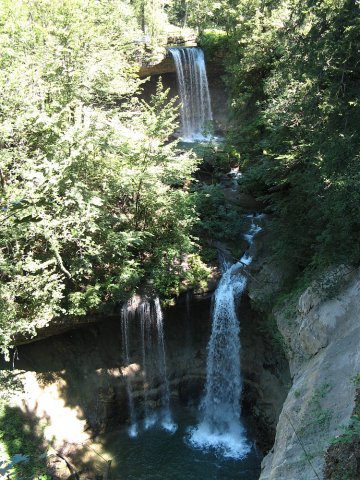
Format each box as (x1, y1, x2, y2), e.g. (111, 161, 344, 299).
(122, 297, 176, 437)
(154, 297, 177, 432)
(189, 217, 261, 458)
(121, 301, 138, 438)
(139, 301, 156, 430)
(169, 47, 213, 142)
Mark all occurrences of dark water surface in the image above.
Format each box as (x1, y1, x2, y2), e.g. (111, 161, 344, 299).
(101, 406, 261, 480)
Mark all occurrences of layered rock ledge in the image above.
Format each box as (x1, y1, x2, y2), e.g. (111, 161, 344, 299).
(252, 264, 360, 480)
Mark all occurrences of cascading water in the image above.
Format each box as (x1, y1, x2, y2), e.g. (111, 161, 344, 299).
(139, 301, 155, 430)
(189, 217, 262, 458)
(154, 297, 177, 433)
(122, 297, 176, 437)
(169, 47, 213, 142)
(121, 301, 138, 438)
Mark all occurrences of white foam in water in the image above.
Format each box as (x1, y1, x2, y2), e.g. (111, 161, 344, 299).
(161, 418, 178, 434)
(144, 411, 177, 434)
(144, 413, 157, 431)
(188, 423, 250, 459)
(240, 252, 252, 266)
(243, 221, 262, 245)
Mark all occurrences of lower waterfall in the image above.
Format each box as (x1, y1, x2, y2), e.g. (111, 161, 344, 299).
(121, 301, 138, 438)
(189, 218, 261, 458)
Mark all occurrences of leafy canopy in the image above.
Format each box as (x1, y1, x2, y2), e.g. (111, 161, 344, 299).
(0, 0, 209, 355)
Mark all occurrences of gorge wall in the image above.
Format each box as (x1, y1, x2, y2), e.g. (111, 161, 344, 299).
(3, 47, 359, 480)
(247, 239, 360, 479)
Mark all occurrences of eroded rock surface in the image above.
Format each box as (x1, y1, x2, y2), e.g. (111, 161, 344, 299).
(258, 267, 360, 480)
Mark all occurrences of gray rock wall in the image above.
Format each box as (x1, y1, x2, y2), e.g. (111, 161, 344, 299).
(6, 299, 211, 435)
(258, 268, 360, 480)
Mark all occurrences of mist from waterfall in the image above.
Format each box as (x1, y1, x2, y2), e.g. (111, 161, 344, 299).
(169, 47, 213, 142)
(189, 217, 262, 458)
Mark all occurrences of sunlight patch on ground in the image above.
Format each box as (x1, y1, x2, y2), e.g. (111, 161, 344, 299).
(17, 371, 90, 450)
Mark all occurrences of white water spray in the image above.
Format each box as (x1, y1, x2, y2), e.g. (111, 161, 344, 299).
(169, 47, 213, 142)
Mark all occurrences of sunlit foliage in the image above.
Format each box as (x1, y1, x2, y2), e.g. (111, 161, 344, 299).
(0, 0, 208, 355)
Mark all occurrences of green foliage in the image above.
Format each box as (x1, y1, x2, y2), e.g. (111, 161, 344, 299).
(331, 376, 360, 446)
(222, 0, 360, 290)
(256, 313, 288, 355)
(294, 389, 301, 399)
(0, 402, 49, 479)
(0, 372, 24, 402)
(198, 30, 230, 60)
(0, 2, 210, 355)
(174, 0, 243, 33)
(132, 0, 168, 40)
(192, 184, 245, 244)
(187, 141, 239, 178)
(331, 414, 360, 445)
(298, 383, 333, 437)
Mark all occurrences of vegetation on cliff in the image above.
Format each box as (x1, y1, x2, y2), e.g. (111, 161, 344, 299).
(1, 0, 359, 360)
(0, 1, 359, 478)
(199, 0, 360, 292)
(0, 0, 210, 356)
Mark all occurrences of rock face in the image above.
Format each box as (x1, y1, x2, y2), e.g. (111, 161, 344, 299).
(139, 56, 176, 77)
(240, 295, 290, 452)
(257, 267, 360, 480)
(6, 299, 211, 435)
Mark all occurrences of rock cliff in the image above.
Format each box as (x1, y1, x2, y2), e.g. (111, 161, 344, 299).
(251, 263, 360, 479)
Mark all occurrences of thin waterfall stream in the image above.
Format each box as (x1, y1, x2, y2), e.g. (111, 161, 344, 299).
(154, 297, 176, 432)
(139, 301, 154, 429)
(121, 297, 177, 437)
(121, 301, 138, 438)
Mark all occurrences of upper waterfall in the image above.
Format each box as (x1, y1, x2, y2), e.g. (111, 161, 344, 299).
(169, 47, 213, 142)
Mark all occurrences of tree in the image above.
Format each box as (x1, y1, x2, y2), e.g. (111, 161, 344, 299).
(0, 1, 209, 356)
(222, 0, 360, 281)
